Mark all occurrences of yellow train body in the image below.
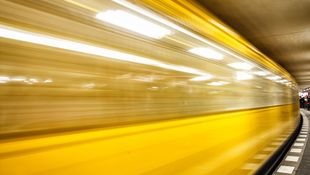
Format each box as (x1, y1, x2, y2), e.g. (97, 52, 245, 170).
(0, 0, 299, 174)
(0, 104, 300, 174)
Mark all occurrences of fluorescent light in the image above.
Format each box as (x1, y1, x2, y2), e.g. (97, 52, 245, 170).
(29, 78, 38, 83)
(0, 76, 9, 81)
(266, 75, 281, 80)
(275, 80, 282, 83)
(207, 81, 229, 86)
(236, 71, 253, 80)
(253, 71, 269, 76)
(44, 79, 53, 83)
(113, 0, 263, 72)
(276, 79, 288, 83)
(96, 10, 171, 39)
(188, 47, 223, 60)
(228, 62, 253, 70)
(0, 25, 209, 76)
(11, 77, 26, 81)
(111, 0, 235, 54)
(190, 74, 213, 81)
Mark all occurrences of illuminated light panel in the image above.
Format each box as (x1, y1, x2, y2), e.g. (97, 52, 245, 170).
(0, 76, 10, 81)
(190, 74, 213, 81)
(113, 0, 265, 73)
(228, 62, 253, 70)
(276, 79, 289, 83)
(0, 25, 209, 76)
(207, 81, 229, 86)
(11, 77, 26, 81)
(266, 75, 281, 80)
(29, 78, 38, 83)
(44, 79, 53, 83)
(96, 10, 171, 39)
(236, 71, 253, 80)
(188, 47, 223, 60)
(253, 71, 269, 76)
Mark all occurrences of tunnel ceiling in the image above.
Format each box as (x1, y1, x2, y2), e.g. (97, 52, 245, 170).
(197, 0, 310, 89)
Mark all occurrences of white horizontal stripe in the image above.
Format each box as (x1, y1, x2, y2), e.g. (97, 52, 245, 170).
(285, 156, 299, 162)
(293, 143, 304, 147)
(297, 138, 306, 142)
(277, 165, 294, 174)
(290, 148, 302, 153)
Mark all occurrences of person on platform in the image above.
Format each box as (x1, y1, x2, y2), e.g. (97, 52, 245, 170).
(300, 96, 305, 108)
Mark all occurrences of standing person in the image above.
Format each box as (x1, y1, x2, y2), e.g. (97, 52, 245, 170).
(300, 96, 305, 108)
(308, 96, 310, 110)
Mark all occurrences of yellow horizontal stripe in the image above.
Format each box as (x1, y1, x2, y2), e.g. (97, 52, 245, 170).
(0, 104, 299, 175)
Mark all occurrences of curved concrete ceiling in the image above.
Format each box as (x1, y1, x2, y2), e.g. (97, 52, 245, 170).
(197, 0, 310, 89)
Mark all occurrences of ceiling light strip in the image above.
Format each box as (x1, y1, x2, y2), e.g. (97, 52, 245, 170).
(112, 0, 275, 75)
(96, 10, 171, 39)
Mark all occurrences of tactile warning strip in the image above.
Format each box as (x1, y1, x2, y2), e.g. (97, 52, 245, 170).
(274, 110, 308, 175)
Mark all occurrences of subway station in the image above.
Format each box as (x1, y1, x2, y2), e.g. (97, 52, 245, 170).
(0, 0, 310, 174)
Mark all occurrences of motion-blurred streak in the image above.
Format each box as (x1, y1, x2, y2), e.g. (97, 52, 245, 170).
(0, 0, 299, 175)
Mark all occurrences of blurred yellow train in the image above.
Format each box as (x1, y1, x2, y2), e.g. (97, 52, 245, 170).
(0, 0, 299, 174)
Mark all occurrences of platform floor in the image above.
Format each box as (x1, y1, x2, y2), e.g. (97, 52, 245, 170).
(274, 109, 310, 175)
(296, 109, 310, 175)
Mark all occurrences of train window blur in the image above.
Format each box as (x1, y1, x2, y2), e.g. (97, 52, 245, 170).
(0, 0, 297, 135)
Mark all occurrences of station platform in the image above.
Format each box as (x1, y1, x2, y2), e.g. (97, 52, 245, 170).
(274, 109, 310, 175)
